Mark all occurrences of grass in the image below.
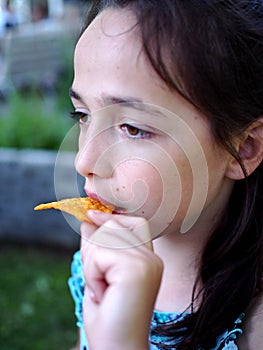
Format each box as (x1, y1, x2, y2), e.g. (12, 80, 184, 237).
(0, 244, 78, 350)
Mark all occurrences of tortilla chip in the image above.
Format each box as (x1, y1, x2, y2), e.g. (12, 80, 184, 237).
(34, 197, 114, 223)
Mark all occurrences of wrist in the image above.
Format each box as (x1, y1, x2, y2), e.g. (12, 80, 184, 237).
(87, 332, 150, 350)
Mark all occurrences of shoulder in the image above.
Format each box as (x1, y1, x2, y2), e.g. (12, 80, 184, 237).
(238, 292, 263, 350)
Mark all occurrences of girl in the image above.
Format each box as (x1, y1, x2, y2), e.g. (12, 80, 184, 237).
(68, 1, 263, 349)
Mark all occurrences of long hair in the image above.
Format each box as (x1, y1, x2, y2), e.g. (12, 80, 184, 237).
(82, 1, 263, 349)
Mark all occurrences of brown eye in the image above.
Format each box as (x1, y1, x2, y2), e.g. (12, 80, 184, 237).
(125, 124, 140, 136)
(120, 124, 151, 139)
(70, 111, 90, 124)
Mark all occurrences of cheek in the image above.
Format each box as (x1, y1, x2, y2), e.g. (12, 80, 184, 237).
(110, 158, 184, 231)
(111, 160, 163, 215)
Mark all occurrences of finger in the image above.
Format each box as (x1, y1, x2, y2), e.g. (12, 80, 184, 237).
(89, 217, 153, 250)
(105, 214, 153, 249)
(80, 220, 97, 238)
(81, 211, 115, 243)
(88, 211, 153, 246)
(86, 278, 108, 304)
(87, 210, 113, 226)
(88, 210, 148, 232)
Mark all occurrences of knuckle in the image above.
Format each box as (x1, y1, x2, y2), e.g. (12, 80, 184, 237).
(135, 216, 148, 227)
(104, 219, 121, 229)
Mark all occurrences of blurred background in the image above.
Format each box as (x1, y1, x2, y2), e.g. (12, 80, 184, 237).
(0, 0, 92, 348)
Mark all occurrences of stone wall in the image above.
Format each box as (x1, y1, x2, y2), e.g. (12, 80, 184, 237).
(0, 148, 82, 249)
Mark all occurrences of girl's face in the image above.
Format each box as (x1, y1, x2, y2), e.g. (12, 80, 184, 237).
(71, 8, 234, 238)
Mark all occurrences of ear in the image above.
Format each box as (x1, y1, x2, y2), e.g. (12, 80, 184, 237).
(226, 118, 263, 180)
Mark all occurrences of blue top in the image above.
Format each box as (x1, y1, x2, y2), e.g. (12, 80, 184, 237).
(68, 251, 244, 350)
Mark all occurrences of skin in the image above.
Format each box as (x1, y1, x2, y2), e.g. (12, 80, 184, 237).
(69, 7, 263, 350)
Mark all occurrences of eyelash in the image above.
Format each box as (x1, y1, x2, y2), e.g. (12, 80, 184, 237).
(70, 111, 91, 124)
(120, 124, 152, 139)
(70, 112, 152, 139)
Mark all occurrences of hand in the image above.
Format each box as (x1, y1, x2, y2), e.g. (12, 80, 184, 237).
(80, 211, 163, 350)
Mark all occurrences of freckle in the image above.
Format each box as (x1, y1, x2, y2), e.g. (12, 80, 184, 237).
(141, 211, 145, 214)
(122, 186, 126, 189)
(116, 188, 119, 192)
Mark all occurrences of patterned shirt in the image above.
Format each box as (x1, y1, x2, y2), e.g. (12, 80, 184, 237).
(68, 251, 244, 350)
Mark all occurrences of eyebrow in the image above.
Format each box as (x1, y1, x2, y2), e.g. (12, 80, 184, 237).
(69, 87, 164, 117)
(69, 88, 84, 102)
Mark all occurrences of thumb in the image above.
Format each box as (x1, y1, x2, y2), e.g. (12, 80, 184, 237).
(80, 211, 112, 243)
(87, 210, 113, 226)
(87, 211, 153, 250)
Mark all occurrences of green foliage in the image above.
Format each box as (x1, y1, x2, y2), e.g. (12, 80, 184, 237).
(0, 91, 75, 150)
(0, 245, 77, 350)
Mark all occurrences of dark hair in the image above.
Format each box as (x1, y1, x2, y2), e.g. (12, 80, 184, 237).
(82, 1, 263, 349)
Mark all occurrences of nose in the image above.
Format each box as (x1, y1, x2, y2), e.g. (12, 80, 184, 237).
(75, 121, 113, 179)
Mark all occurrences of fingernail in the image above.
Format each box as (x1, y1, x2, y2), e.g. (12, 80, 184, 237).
(87, 287, 97, 302)
(87, 210, 109, 218)
(87, 287, 95, 298)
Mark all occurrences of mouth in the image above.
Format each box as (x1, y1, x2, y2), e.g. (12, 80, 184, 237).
(85, 189, 126, 215)
(112, 207, 126, 215)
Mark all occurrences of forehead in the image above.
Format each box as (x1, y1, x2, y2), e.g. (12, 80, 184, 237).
(75, 8, 141, 63)
(72, 6, 207, 130)
(72, 7, 165, 107)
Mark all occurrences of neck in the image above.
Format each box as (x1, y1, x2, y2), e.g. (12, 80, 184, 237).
(152, 178, 234, 313)
(153, 228, 207, 312)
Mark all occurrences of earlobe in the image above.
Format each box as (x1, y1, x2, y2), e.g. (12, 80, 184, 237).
(226, 118, 263, 180)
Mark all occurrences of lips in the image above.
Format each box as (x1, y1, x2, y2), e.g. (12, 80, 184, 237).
(112, 207, 126, 215)
(85, 190, 105, 203)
